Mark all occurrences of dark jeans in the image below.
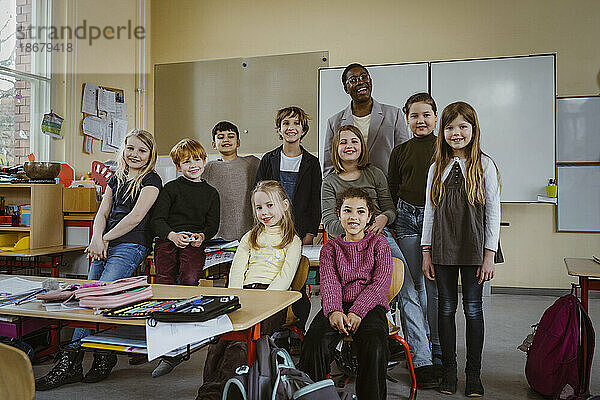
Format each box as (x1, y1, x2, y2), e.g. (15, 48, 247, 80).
(434, 265, 484, 375)
(299, 304, 389, 400)
(155, 239, 206, 285)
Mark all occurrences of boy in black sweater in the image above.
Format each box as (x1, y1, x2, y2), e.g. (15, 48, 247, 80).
(151, 138, 220, 286)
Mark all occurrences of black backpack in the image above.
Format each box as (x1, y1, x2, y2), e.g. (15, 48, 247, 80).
(222, 335, 353, 400)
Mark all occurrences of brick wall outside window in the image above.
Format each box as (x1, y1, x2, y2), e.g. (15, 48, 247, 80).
(13, 0, 32, 165)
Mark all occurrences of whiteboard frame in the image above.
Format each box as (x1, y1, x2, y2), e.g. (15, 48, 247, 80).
(557, 165, 600, 232)
(430, 53, 557, 203)
(556, 95, 600, 163)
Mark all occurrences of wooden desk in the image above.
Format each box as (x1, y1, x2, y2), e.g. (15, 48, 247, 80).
(0, 246, 87, 277)
(565, 258, 600, 312)
(0, 275, 300, 363)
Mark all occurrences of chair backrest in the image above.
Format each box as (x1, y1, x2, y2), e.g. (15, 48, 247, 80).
(290, 256, 309, 292)
(90, 161, 114, 192)
(387, 257, 405, 304)
(284, 256, 309, 326)
(0, 343, 35, 400)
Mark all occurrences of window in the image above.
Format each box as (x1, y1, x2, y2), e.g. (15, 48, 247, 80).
(0, 0, 51, 166)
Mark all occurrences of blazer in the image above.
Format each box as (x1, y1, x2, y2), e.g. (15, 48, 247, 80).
(323, 99, 410, 177)
(256, 145, 322, 238)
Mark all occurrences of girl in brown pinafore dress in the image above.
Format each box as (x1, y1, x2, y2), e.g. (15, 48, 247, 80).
(421, 102, 501, 397)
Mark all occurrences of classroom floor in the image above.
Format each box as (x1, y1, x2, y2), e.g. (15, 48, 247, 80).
(33, 293, 600, 400)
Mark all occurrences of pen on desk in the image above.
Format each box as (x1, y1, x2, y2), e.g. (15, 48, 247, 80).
(168, 296, 204, 312)
(15, 288, 45, 305)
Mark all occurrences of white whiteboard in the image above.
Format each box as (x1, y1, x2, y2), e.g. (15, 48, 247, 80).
(557, 97, 600, 162)
(318, 63, 429, 169)
(431, 55, 556, 202)
(558, 166, 600, 231)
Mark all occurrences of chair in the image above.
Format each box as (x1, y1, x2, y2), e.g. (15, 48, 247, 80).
(282, 255, 310, 340)
(90, 161, 114, 192)
(0, 343, 35, 400)
(387, 257, 418, 400)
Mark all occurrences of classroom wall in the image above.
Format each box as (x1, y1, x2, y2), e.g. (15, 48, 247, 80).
(51, 0, 149, 176)
(146, 0, 600, 289)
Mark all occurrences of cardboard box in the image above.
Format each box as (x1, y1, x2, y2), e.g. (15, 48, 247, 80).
(63, 187, 100, 213)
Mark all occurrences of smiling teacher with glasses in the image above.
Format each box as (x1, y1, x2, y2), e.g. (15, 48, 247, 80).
(323, 63, 409, 177)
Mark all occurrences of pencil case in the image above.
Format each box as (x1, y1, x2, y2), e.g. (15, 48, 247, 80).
(74, 276, 149, 299)
(37, 285, 81, 302)
(75, 276, 152, 309)
(78, 286, 153, 309)
(151, 295, 240, 323)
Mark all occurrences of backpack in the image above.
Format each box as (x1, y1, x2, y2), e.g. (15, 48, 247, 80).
(222, 335, 353, 400)
(525, 290, 595, 400)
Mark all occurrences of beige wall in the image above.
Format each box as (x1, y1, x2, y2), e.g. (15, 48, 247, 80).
(51, 0, 149, 176)
(54, 0, 599, 288)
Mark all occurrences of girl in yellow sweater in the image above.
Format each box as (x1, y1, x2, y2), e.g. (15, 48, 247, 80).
(196, 180, 301, 400)
(229, 180, 302, 290)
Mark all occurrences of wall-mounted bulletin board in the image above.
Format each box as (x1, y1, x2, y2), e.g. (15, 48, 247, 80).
(80, 83, 127, 155)
(154, 51, 329, 156)
(556, 95, 600, 232)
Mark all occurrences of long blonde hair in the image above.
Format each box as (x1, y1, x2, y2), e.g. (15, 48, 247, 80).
(114, 129, 158, 199)
(431, 102, 500, 206)
(248, 180, 296, 250)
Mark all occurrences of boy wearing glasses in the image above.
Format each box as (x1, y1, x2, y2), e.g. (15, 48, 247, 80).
(323, 63, 409, 177)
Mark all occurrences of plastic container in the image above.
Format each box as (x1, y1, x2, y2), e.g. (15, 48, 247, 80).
(20, 205, 31, 226)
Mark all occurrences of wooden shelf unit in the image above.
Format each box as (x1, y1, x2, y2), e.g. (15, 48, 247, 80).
(0, 184, 63, 249)
(0, 226, 30, 232)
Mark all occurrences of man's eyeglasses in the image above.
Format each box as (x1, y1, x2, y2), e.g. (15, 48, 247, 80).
(346, 73, 370, 86)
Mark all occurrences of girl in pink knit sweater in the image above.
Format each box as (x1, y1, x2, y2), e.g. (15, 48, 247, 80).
(299, 187, 392, 400)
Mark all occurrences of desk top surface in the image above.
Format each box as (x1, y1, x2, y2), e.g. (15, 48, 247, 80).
(564, 258, 600, 278)
(0, 275, 300, 331)
(0, 245, 87, 257)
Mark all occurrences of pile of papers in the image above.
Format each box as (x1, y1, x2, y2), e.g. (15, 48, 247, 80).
(203, 239, 239, 270)
(0, 277, 43, 307)
(80, 325, 213, 358)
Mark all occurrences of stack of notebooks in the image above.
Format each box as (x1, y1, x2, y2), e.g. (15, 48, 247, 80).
(80, 325, 211, 356)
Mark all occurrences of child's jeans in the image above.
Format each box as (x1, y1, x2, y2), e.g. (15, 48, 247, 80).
(434, 265, 484, 374)
(395, 198, 441, 361)
(154, 239, 206, 286)
(70, 242, 149, 348)
(299, 304, 389, 400)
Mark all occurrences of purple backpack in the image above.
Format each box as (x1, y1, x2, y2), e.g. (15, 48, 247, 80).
(525, 292, 594, 399)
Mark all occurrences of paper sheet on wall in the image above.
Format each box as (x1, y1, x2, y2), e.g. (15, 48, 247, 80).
(98, 88, 116, 113)
(82, 83, 98, 115)
(115, 102, 127, 119)
(82, 115, 106, 140)
(110, 118, 128, 148)
(83, 135, 93, 154)
(145, 314, 233, 360)
(101, 122, 118, 153)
